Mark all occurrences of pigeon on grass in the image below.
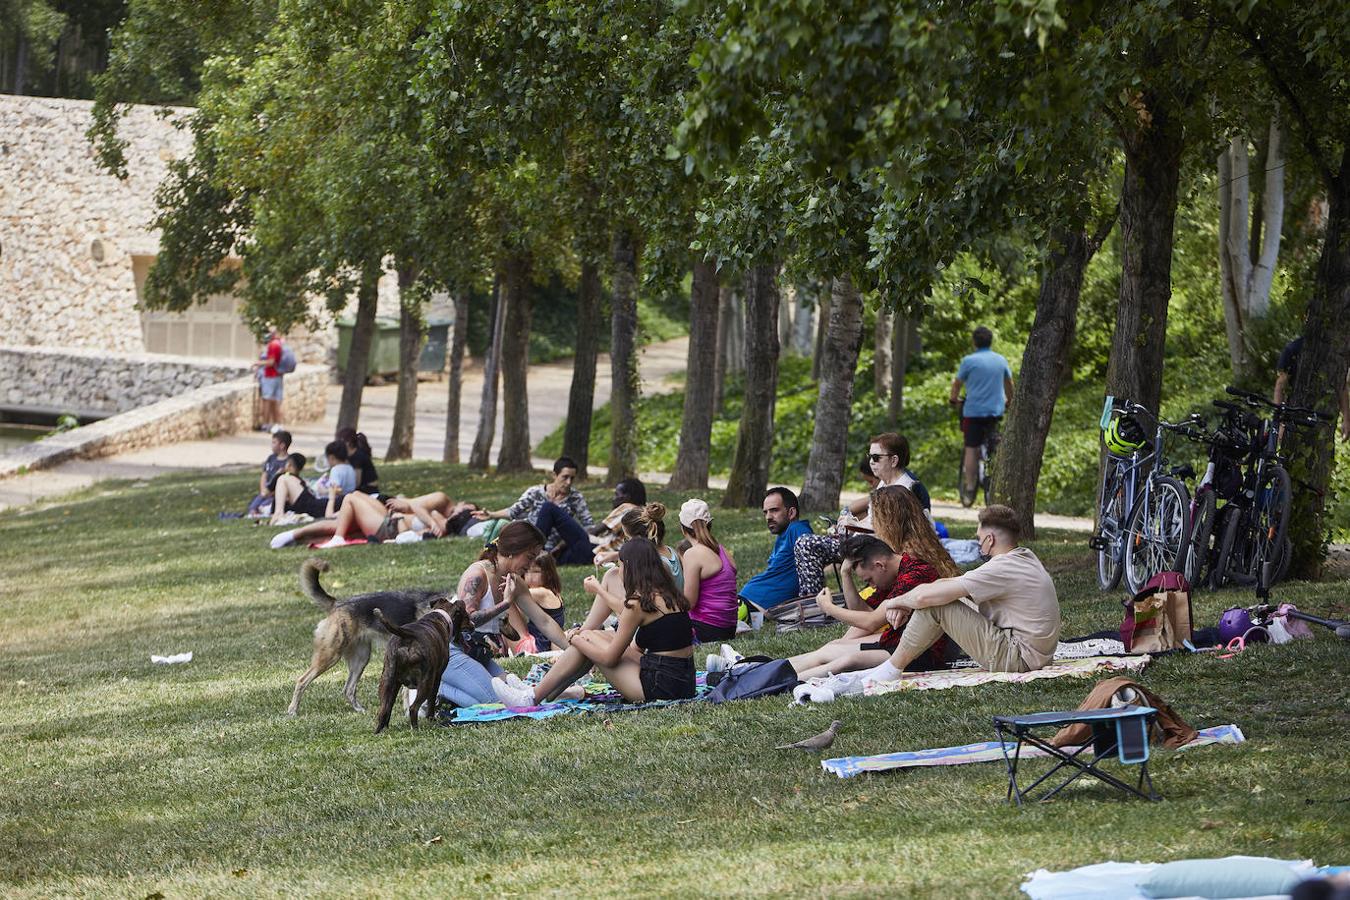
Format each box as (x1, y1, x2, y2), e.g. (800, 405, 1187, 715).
(775, 720, 842, 751)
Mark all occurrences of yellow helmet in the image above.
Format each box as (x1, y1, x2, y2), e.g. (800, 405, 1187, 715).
(1105, 415, 1147, 456)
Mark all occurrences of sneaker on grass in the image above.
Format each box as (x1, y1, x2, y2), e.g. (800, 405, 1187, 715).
(270, 530, 297, 549)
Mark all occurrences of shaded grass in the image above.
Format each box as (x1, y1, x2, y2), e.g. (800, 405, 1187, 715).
(1, 463, 1347, 898)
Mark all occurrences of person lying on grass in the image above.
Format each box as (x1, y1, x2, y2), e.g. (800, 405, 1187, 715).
(837, 504, 1060, 684)
(492, 539, 697, 706)
(791, 487, 958, 679)
(269, 490, 478, 548)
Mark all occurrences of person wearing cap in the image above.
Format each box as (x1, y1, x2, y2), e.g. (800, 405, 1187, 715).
(678, 498, 740, 642)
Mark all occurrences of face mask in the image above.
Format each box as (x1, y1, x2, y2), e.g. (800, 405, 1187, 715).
(977, 535, 994, 563)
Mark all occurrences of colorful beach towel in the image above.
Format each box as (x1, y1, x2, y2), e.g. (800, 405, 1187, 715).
(821, 724, 1245, 778)
(443, 672, 711, 723)
(863, 655, 1150, 697)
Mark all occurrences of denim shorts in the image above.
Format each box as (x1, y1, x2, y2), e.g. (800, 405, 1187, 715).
(259, 374, 284, 401)
(638, 653, 696, 701)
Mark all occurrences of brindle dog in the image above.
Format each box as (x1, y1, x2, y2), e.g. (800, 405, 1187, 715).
(373, 598, 470, 733)
(287, 558, 448, 716)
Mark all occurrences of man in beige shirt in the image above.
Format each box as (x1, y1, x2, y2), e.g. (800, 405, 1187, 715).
(855, 504, 1061, 680)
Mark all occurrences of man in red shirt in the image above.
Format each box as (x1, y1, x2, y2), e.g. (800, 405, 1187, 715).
(252, 328, 284, 430)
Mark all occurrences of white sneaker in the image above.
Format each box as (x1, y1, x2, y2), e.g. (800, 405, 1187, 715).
(392, 529, 422, 544)
(317, 535, 347, 549)
(270, 530, 296, 549)
(503, 672, 528, 690)
(818, 671, 867, 696)
(491, 677, 536, 708)
(720, 643, 745, 664)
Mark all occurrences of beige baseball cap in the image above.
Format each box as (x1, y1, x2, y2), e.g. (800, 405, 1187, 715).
(679, 498, 712, 527)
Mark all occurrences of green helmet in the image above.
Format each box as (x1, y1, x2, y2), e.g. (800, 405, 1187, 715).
(1105, 415, 1147, 456)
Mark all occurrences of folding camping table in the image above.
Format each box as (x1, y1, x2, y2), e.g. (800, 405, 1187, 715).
(993, 705, 1160, 805)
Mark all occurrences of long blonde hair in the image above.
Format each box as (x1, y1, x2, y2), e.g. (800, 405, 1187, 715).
(682, 518, 719, 553)
(870, 485, 959, 578)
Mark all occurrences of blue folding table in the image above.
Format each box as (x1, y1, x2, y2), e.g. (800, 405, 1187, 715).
(993, 705, 1160, 805)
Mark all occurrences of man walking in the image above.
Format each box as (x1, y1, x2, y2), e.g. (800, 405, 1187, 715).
(253, 328, 285, 431)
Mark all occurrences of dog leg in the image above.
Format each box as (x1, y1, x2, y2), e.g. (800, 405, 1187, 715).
(287, 649, 341, 716)
(343, 640, 374, 713)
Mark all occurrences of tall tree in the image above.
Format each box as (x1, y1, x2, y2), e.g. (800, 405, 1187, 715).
(469, 278, 504, 470)
(799, 275, 865, 511)
(386, 265, 425, 460)
(722, 262, 781, 508)
(443, 290, 469, 464)
(336, 262, 380, 432)
(608, 228, 641, 481)
(496, 254, 535, 472)
(668, 258, 721, 489)
(873, 306, 892, 400)
(561, 259, 603, 477)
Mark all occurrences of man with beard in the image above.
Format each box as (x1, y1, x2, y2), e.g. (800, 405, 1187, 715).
(738, 487, 815, 612)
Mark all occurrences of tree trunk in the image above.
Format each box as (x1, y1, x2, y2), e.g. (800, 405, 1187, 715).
(888, 312, 912, 425)
(1105, 92, 1185, 416)
(1249, 118, 1284, 318)
(1219, 136, 1253, 378)
(812, 280, 832, 381)
(792, 283, 815, 355)
(994, 214, 1115, 540)
(778, 284, 793, 356)
(336, 261, 381, 432)
(799, 275, 865, 512)
(12, 32, 28, 96)
(442, 290, 469, 464)
(385, 266, 424, 460)
(1285, 147, 1350, 578)
(874, 306, 893, 400)
(496, 254, 535, 472)
(608, 228, 641, 481)
(469, 275, 504, 470)
(722, 262, 781, 508)
(713, 281, 734, 412)
(668, 259, 721, 490)
(561, 259, 602, 478)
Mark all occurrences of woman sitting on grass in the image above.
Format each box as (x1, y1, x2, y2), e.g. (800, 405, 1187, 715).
(335, 427, 380, 496)
(788, 486, 957, 678)
(492, 539, 696, 706)
(269, 441, 355, 525)
(512, 551, 566, 652)
(678, 498, 739, 643)
(593, 503, 684, 592)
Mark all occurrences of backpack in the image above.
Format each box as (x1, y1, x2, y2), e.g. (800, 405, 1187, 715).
(707, 656, 800, 704)
(276, 344, 298, 374)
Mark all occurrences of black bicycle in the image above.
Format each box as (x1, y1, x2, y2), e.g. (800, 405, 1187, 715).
(954, 398, 999, 508)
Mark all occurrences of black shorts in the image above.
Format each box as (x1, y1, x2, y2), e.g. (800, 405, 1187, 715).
(962, 416, 1001, 449)
(692, 619, 737, 643)
(288, 491, 328, 519)
(639, 653, 696, 701)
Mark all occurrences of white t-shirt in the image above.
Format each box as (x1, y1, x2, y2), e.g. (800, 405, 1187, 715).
(953, 547, 1061, 669)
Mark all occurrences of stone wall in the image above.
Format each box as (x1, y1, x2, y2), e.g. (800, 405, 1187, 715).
(0, 362, 327, 480)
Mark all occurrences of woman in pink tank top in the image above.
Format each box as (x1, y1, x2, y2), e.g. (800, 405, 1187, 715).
(678, 498, 740, 642)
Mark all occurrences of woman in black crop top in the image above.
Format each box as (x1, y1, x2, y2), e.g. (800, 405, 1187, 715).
(499, 540, 696, 705)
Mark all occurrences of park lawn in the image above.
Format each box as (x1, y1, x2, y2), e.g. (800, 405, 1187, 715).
(0, 463, 1347, 899)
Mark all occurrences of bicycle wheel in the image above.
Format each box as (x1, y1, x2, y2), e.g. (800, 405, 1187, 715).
(1210, 504, 1249, 590)
(1250, 465, 1292, 590)
(958, 457, 975, 508)
(1183, 490, 1216, 587)
(1095, 466, 1127, 591)
(1123, 475, 1191, 595)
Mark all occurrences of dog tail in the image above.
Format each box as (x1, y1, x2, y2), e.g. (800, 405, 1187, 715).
(300, 557, 337, 611)
(373, 607, 417, 641)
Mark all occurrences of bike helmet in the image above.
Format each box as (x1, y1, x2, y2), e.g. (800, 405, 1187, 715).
(1105, 415, 1147, 456)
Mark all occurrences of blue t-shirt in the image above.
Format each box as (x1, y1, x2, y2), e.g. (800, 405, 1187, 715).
(329, 463, 357, 496)
(956, 348, 1013, 417)
(738, 519, 813, 609)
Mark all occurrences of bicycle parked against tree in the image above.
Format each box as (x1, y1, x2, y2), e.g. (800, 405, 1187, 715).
(1174, 408, 1250, 587)
(1091, 399, 1198, 595)
(1206, 386, 1330, 592)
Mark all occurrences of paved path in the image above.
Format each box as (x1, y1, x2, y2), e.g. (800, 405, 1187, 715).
(0, 334, 1096, 532)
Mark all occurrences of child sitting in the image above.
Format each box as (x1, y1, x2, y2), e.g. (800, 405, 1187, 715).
(246, 429, 291, 517)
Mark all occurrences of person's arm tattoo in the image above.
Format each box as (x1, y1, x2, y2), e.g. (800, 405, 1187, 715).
(470, 596, 513, 627)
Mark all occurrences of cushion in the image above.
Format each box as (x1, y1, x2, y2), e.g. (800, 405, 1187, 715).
(1139, 857, 1303, 898)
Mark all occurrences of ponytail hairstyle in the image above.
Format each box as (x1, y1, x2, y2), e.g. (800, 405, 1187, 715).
(529, 551, 562, 596)
(336, 427, 372, 457)
(620, 502, 667, 545)
(618, 539, 687, 614)
(477, 521, 545, 564)
(682, 519, 719, 553)
(869, 485, 959, 578)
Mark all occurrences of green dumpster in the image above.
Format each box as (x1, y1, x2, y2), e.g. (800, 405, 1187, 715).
(336, 317, 401, 378)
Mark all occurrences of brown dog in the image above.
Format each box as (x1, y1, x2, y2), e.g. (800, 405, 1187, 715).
(373, 598, 470, 733)
(287, 558, 449, 716)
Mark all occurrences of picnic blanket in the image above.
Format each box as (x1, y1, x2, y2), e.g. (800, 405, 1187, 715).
(821, 724, 1245, 778)
(307, 537, 368, 549)
(443, 670, 711, 723)
(1020, 856, 1319, 900)
(862, 655, 1150, 697)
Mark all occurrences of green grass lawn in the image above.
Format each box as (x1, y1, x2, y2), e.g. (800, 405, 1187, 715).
(1, 463, 1347, 898)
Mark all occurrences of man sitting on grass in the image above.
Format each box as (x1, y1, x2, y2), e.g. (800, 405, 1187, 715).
(738, 487, 814, 612)
(473, 456, 594, 563)
(834, 504, 1060, 684)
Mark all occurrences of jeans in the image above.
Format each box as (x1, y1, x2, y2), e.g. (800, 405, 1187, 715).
(534, 500, 594, 565)
(437, 645, 498, 708)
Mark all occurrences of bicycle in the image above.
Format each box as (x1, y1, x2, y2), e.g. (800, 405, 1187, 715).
(1208, 386, 1329, 592)
(954, 398, 999, 508)
(1091, 399, 1195, 594)
(1175, 407, 1251, 587)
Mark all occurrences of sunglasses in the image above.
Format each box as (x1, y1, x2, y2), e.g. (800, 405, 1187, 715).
(868, 453, 896, 462)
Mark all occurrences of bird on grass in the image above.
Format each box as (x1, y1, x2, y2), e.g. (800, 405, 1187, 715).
(776, 720, 841, 751)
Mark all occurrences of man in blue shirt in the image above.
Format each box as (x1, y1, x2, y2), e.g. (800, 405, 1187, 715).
(951, 326, 1013, 498)
(739, 486, 814, 610)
